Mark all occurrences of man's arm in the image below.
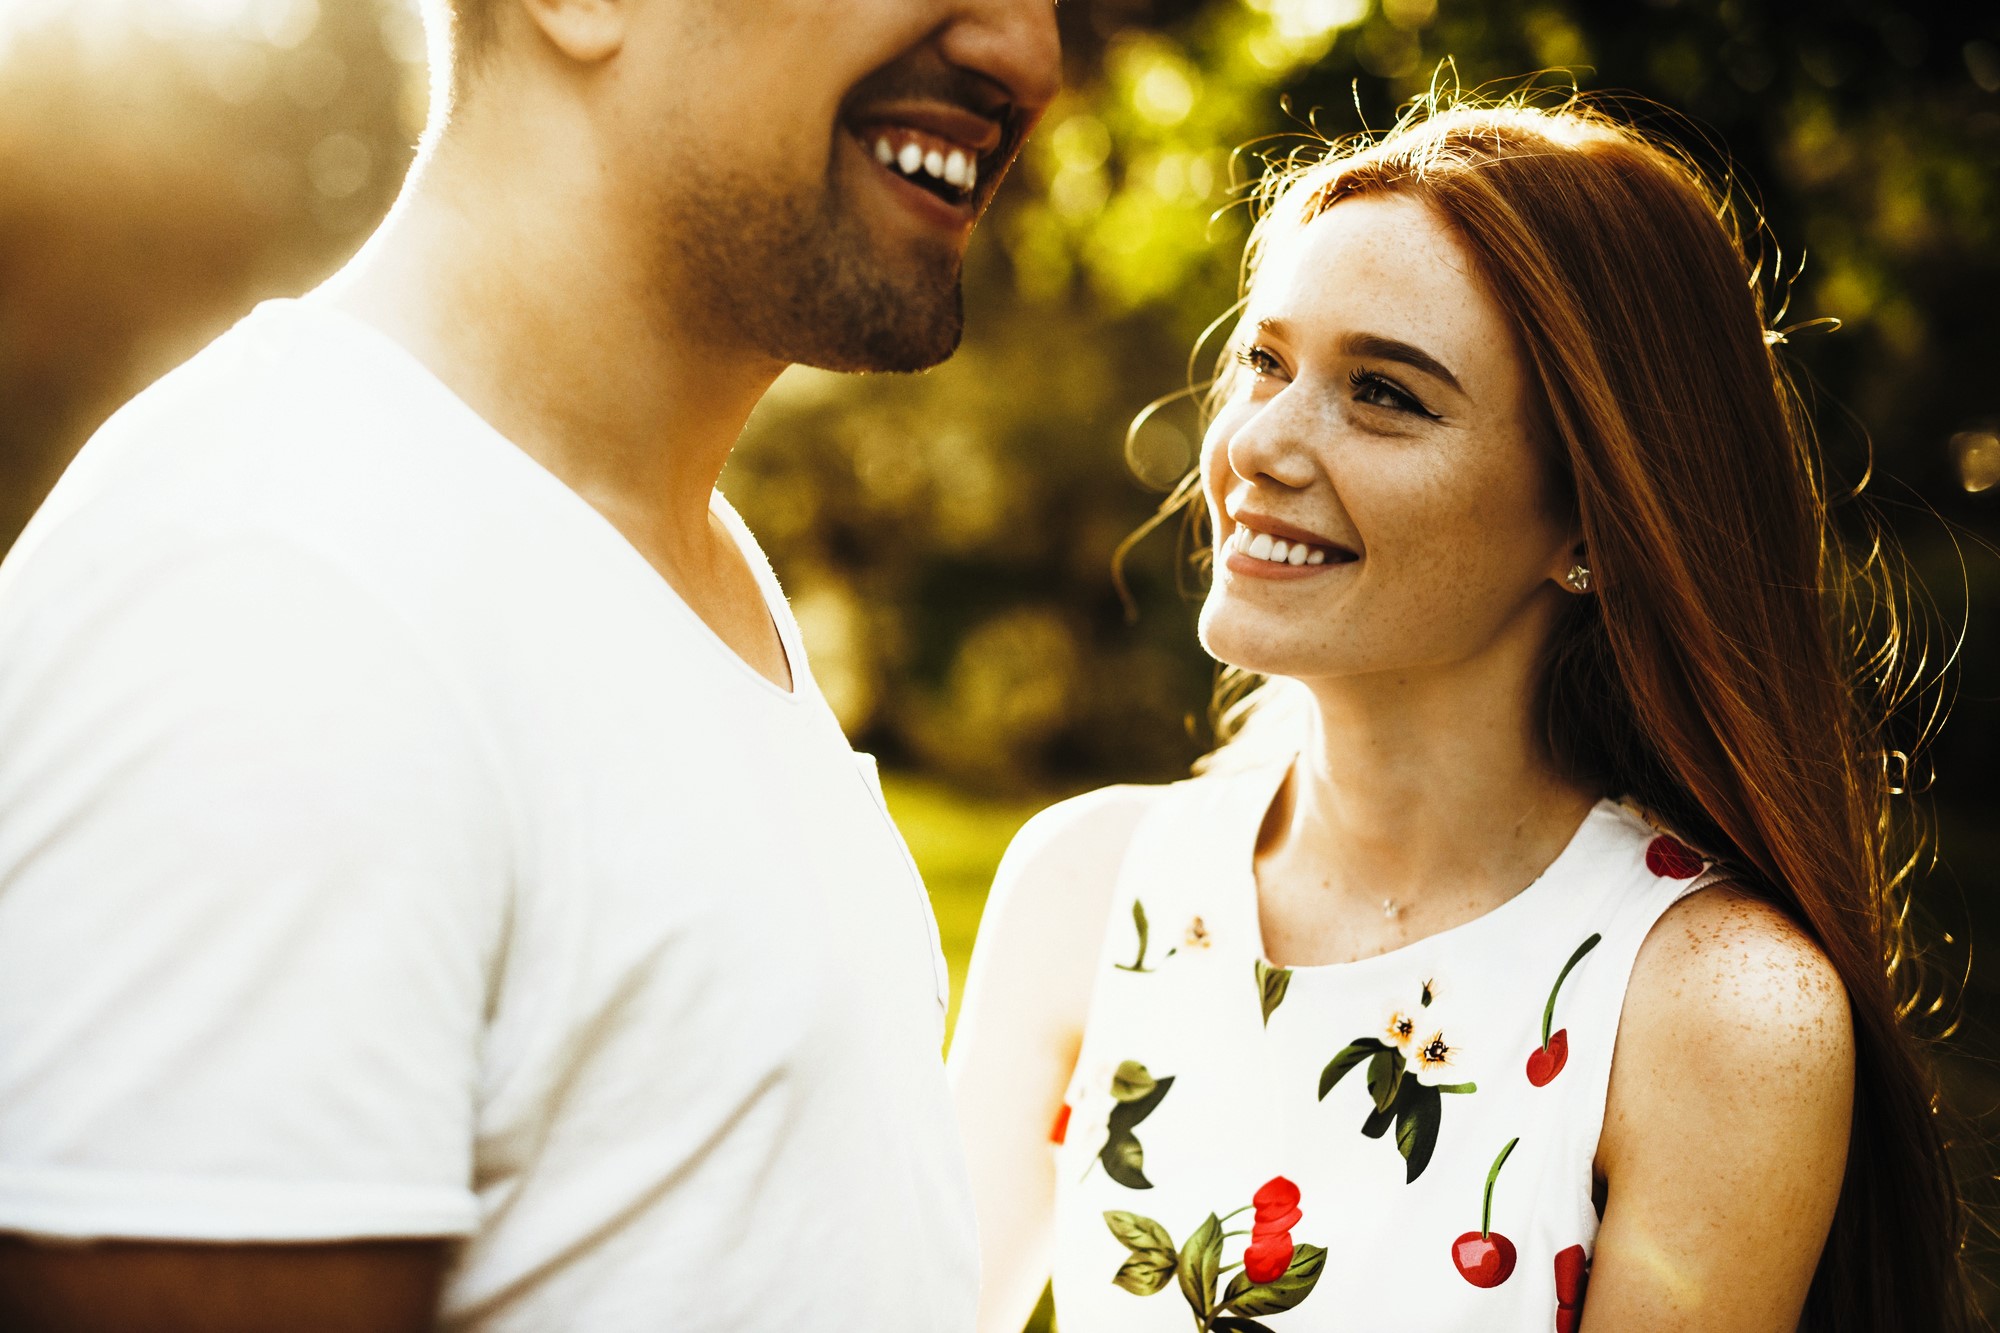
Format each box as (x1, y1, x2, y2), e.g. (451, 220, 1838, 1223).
(0, 534, 508, 1320)
(0, 1237, 449, 1333)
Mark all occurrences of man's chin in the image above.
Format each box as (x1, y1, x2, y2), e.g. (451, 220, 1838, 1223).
(783, 277, 964, 375)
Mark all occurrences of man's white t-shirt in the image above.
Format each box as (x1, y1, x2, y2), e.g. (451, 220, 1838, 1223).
(0, 300, 977, 1330)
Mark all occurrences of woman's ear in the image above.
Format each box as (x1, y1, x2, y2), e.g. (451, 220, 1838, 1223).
(516, 0, 625, 65)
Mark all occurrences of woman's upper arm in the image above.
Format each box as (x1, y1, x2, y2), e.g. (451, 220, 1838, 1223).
(1586, 887, 1855, 1333)
(948, 784, 1157, 1333)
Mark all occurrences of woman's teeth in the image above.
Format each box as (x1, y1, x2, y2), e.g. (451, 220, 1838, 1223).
(1226, 526, 1334, 567)
(871, 134, 977, 193)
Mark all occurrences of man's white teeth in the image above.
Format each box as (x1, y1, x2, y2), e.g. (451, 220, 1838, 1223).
(871, 134, 979, 196)
(1229, 526, 1336, 566)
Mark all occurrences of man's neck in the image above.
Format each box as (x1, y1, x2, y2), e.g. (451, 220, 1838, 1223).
(316, 108, 782, 570)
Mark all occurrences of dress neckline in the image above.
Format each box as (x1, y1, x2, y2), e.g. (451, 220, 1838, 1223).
(1229, 756, 1619, 978)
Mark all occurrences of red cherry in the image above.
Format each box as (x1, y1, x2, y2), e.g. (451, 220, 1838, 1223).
(1555, 1244, 1589, 1302)
(1451, 1231, 1517, 1287)
(1243, 1232, 1294, 1284)
(1645, 835, 1703, 879)
(1454, 1137, 1519, 1287)
(1253, 1176, 1300, 1213)
(1252, 1206, 1302, 1236)
(1555, 1243, 1591, 1330)
(1525, 1029, 1570, 1086)
(1049, 1103, 1071, 1145)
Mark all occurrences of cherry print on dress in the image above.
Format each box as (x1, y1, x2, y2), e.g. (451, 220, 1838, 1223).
(1243, 1176, 1302, 1283)
(1644, 834, 1704, 879)
(1554, 1243, 1591, 1332)
(1526, 933, 1602, 1087)
(1102, 1176, 1327, 1327)
(1452, 1136, 1520, 1288)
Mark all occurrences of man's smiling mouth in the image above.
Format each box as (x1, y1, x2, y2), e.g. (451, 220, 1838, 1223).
(840, 76, 1018, 218)
(857, 125, 984, 207)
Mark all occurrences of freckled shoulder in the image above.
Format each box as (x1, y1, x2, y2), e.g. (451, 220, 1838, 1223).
(1632, 886, 1851, 1056)
(1601, 883, 1856, 1176)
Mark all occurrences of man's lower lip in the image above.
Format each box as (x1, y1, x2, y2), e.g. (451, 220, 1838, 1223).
(1222, 551, 1355, 579)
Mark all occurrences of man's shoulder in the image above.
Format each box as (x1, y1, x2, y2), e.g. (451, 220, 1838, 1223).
(7, 302, 519, 615)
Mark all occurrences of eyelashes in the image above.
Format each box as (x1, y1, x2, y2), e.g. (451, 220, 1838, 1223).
(1231, 343, 1439, 421)
(1346, 367, 1439, 420)
(1233, 344, 1283, 377)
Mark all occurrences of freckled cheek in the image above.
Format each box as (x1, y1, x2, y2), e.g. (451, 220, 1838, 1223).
(1345, 465, 1537, 610)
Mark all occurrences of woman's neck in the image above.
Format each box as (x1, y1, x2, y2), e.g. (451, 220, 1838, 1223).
(1256, 650, 1599, 943)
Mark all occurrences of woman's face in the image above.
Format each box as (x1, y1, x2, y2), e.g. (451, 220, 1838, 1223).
(1198, 191, 1578, 687)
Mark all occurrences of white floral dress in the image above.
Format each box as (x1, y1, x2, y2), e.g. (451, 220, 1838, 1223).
(1048, 758, 1722, 1332)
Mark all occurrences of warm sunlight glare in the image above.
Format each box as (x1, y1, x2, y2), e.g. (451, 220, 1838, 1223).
(0, 0, 348, 66)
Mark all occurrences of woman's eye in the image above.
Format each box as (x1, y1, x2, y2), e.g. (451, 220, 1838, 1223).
(1349, 368, 1435, 418)
(1234, 344, 1284, 378)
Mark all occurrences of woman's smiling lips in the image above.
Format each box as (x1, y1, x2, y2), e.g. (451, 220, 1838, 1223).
(1220, 510, 1360, 581)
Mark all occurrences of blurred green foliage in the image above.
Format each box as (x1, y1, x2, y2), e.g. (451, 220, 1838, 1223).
(2, 0, 1998, 1320)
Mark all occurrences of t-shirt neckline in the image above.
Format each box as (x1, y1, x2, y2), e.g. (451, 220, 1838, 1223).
(268, 297, 808, 706)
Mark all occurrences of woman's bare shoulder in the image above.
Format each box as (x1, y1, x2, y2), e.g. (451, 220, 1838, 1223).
(1603, 886, 1853, 1177)
(1621, 884, 1854, 1082)
(951, 783, 1173, 1068)
(980, 783, 1171, 936)
(1588, 884, 1856, 1328)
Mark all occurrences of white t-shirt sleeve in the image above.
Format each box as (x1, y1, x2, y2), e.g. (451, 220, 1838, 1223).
(0, 530, 512, 1241)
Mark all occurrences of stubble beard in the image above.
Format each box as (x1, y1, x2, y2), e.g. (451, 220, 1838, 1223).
(671, 156, 966, 375)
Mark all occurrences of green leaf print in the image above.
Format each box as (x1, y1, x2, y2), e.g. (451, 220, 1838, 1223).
(1365, 1049, 1402, 1113)
(1114, 899, 1156, 972)
(1253, 959, 1291, 1026)
(1099, 1066, 1175, 1190)
(1103, 1210, 1178, 1296)
(1220, 1243, 1328, 1317)
(1102, 1132, 1148, 1188)
(1176, 1212, 1223, 1324)
(1111, 1060, 1158, 1103)
(1105, 1210, 1175, 1253)
(1317, 1038, 1390, 1100)
(1211, 1320, 1278, 1333)
(1114, 1250, 1178, 1296)
(1396, 1083, 1442, 1183)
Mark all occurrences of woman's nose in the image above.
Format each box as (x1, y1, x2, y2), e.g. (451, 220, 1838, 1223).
(1225, 395, 1318, 491)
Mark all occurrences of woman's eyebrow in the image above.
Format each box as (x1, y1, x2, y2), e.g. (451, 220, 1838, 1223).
(1339, 332, 1464, 395)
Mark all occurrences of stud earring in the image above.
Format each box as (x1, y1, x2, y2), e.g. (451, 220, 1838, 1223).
(1563, 564, 1593, 594)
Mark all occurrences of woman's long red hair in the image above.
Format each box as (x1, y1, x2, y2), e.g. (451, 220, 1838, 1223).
(1165, 93, 1967, 1328)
